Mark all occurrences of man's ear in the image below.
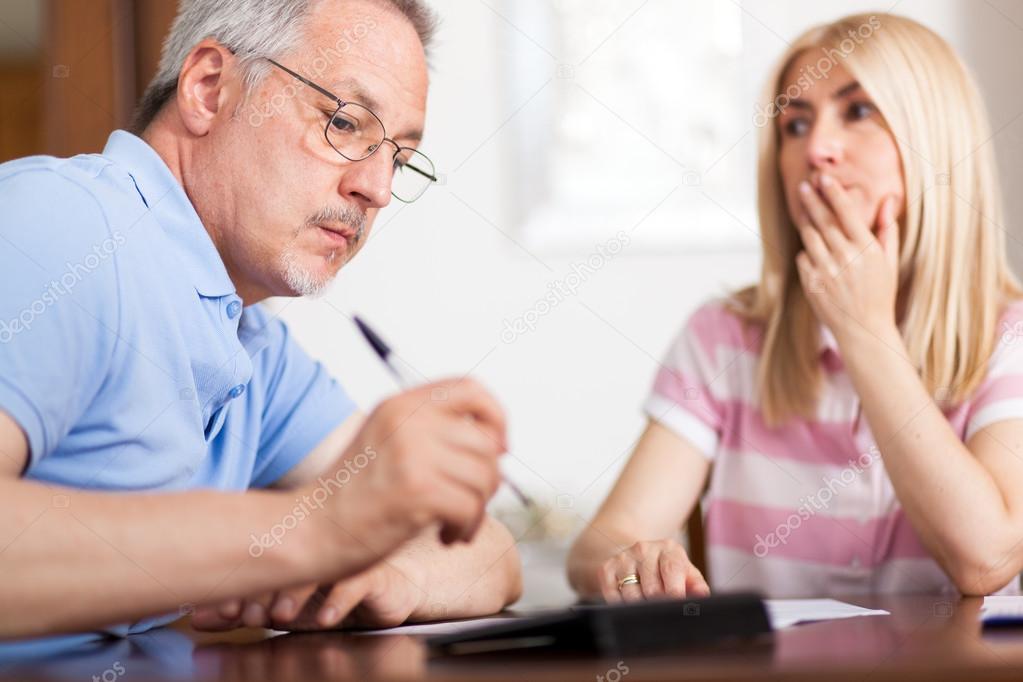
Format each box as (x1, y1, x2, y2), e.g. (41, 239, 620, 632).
(175, 39, 237, 136)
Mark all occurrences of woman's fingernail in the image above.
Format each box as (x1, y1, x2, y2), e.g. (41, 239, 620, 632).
(242, 602, 265, 626)
(820, 173, 833, 186)
(220, 601, 240, 619)
(799, 181, 811, 194)
(272, 597, 294, 621)
(319, 606, 339, 626)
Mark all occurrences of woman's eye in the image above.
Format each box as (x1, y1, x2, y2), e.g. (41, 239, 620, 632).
(848, 101, 876, 121)
(783, 118, 810, 137)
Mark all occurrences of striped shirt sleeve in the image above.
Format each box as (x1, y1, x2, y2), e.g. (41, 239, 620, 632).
(965, 305, 1023, 441)
(643, 303, 730, 460)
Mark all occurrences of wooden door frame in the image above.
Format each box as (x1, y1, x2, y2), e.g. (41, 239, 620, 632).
(41, 0, 174, 157)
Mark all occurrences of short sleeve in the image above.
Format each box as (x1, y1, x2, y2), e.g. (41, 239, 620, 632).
(964, 304, 1023, 441)
(247, 314, 357, 488)
(643, 302, 733, 460)
(0, 169, 120, 466)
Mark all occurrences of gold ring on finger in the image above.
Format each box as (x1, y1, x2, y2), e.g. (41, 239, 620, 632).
(617, 574, 640, 591)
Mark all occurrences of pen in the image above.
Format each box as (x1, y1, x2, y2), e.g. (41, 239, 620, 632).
(353, 315, 536, 510)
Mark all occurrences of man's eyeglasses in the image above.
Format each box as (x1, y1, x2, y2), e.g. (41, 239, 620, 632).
(265, 58, 437, 203)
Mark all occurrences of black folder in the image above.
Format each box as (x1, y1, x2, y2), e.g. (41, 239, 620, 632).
(427, 592, 770, 656)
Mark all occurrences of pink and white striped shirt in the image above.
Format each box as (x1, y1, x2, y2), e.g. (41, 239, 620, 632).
(645, 298, 1023, 597)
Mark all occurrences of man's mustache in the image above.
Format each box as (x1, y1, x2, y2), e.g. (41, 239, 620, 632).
(306, 205, 367, 243)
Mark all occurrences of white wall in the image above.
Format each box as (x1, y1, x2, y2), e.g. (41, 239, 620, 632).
(274, 0, 762, 511)
(272, 0, 1023, 607)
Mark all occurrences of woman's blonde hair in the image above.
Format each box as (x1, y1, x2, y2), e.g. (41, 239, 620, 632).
(730, 12, 1022, 427)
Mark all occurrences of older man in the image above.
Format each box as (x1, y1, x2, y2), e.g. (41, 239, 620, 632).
(0, 0, 521, 639)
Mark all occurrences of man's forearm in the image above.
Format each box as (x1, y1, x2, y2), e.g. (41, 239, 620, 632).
(390, 516, 522, 621)
(0, 478, 360, 639)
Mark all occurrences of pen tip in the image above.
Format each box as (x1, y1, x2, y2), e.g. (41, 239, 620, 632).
(353, 314, 369, 335)
(352, 315, 391, 359)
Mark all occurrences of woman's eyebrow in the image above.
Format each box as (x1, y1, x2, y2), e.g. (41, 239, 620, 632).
(833, 80, 862, 99)
(784, 80, 863, 113)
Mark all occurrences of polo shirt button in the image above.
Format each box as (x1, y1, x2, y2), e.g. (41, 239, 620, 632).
(226, 300, 242, 319)
(229, 384, 245, 399)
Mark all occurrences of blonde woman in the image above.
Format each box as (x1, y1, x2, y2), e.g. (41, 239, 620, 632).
(568, 13, 1023, 601)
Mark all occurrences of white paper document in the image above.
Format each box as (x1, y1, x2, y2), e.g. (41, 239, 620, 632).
(765, 598, 889, 629)
(355, 615, 522, 636)
(980, 595, 1023, 623)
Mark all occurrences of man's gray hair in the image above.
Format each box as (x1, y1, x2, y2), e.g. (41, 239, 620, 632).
(130, 0, 436, 134)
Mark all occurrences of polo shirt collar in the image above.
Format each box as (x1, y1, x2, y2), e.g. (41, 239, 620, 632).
(102, 130, 236, 298)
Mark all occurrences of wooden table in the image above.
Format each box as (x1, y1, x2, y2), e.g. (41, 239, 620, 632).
(4, 594, 1023, 681)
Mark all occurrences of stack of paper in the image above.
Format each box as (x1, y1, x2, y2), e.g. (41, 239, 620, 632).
(980, 596, 1023, 625)
(764, 598, 889, 629)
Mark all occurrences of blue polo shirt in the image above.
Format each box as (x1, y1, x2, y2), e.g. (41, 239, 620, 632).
(0, 131, 357, 632)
